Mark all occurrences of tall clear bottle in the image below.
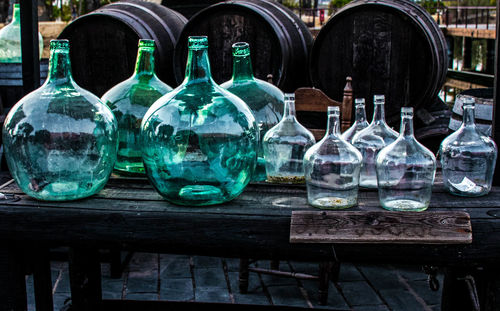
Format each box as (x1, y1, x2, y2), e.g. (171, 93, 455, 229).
(262, 93, 316, 184)
(0, 3, 43, 62)
(221, 42, 284, 182)
(140, 36, 258, 206)
(352, 95, 398, 188)
(102, 39, 172, 176)
(2, 40, 118, 201)
(439, 98, 497, 196)
(341, 98, 369, 143)
(304, 106, 362, 209)
(376, 107, 436, 211)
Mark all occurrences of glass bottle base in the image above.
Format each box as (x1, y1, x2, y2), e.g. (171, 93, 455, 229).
(267, 175, 305, 184)
(380, 199, 428, 212)
(309, 196, 357, 209)
(307, 184, 358, 209)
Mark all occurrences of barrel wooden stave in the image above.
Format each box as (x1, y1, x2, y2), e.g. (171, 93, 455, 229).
(173, 0, 313, 92)
(59, 0, 187, 97)
(310, 0, 448, 127)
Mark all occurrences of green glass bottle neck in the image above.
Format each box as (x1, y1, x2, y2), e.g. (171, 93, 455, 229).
(134, 47, 155, 78)
(232, 54, 254, 82)
(11, 4, 20, 24)
(184, 47, 213, 85)
(46, 48, 74, 85)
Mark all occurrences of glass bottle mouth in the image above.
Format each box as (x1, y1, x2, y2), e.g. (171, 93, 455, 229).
(462, 98, 475, 108)
(355, 98, 365, 107)
(284, 93, 295, 101)
(401, 107, 413, 116)
(374, 94, 385, 103)
(139, 39, 155, 49)
(188, 36, 208, 50)
(328, 106, 340, 114)
(13, 3, 19, 9)
(232, 42, 250, 56)
(50, 39, 70, 51)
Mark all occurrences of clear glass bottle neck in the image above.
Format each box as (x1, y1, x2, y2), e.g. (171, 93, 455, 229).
(184, 47, 212, 84)
(46, 44, 74, 85)
(372, 102, 386, 124)
(283, 99, 296, 120)
(354, 104, 367, 123)
(326, 109, 341, 137)
(400, 113, 414, 138)
(134, 46, 155, 77)
(462, 105, 476, 128)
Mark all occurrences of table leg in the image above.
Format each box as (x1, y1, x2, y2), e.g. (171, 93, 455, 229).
(318, 261, 333, 305)
(442, 267, 500, 311)
(0, 245, 27, 311)
(239, 258, 250, 294)
(68, 247, 102, 311)
(33, 247, 53, 311)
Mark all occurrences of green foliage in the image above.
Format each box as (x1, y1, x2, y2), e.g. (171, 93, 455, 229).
(281, 0, 300, 8)
(328, 0, 351, 14)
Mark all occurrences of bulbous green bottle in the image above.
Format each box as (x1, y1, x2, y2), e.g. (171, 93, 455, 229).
(102, 39, 172, 176)
(0, 3, 43, 62)
(2, 40, 118, 201)
(221, 42, 284, 182)
(140, 36, 258, 206)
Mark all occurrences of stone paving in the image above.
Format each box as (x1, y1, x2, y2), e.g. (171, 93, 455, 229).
(26, 252, 444, 310)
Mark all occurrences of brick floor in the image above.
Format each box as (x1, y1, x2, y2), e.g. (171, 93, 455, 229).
(26, 252, 444, 310)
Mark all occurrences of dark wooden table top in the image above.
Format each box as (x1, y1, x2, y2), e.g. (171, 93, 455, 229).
(0, 173, 499, 267)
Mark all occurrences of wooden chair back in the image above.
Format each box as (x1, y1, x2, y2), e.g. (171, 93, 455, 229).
(295, 77, 353, 141)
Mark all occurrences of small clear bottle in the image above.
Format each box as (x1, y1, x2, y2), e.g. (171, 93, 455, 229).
(439, 98, 497, 197)
(304, 106, 362, 209)
(341, 98, 369, 143)
(263, 93, 316, 184)
(376, 107, 436, 211)
(102, 39, 172, 176)
(0, 3, 43, 62)
(352, 95, 398, 188)
(221, 42, 284, 182)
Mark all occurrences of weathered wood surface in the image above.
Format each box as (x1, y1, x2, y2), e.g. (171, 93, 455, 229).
(290, 211, 472, 244)
(0, 174, 500, 265)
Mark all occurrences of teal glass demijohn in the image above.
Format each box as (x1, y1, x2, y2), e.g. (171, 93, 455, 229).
(0, 3, 43, 62)
(102, 39, 172, 176)
(439, 98, 497, 197)
(304, 106, 362, 209)
(2, 40, 118, 201)
(140, 36, 258, 206)
(221, 42, 284, 181)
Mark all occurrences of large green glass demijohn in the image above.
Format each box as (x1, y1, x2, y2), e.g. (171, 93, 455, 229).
(0, 3, 43, 62)
(221, 42, 284, 181)
(141, 36, 258, 206)
(102, 39, 172, 176)
(2, 40, 118, 201)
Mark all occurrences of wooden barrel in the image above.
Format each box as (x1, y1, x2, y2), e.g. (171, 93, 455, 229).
(58, 0, 187, 97)
(449, 88, 492, 136)
(161, 0, 220, 19)
(0, 61, 49, 113)
(309, 0, 448, 126)
(173, 0, 313, 92)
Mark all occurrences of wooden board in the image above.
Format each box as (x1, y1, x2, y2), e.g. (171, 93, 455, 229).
(290, 210, 472, 244)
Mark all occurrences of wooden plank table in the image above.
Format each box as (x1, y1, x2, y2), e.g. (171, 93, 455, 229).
(0, 173, 499, 310)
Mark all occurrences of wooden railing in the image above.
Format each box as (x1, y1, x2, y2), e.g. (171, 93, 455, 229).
(437, 6, 496, 29)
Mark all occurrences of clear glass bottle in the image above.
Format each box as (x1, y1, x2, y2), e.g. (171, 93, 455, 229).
(140, 36, 258, 206)
(304, 106, 362, 209)
(0, 3, 43, 62)
(102, 39, 172, 176)
(262, 93, 316, 184)
(2, 40, 118, 201)
(439, 98, 497, 197)
(376, 107, 436, 211)
(341, 98, 369, 143)
(352, 95, 398, 188)
(221, 42, 284, 182)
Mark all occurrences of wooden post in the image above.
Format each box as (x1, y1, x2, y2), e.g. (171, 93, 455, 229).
(463, 37, 473, 70)
(33, 247, 54, 311)
(19, 0, 40, 95)
(493, 0, 500, 186)
(0, 246, 27, 311)
(69, 247, 102, 311)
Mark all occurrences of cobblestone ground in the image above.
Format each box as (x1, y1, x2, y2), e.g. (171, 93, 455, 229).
(26, 252, 444, 311)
